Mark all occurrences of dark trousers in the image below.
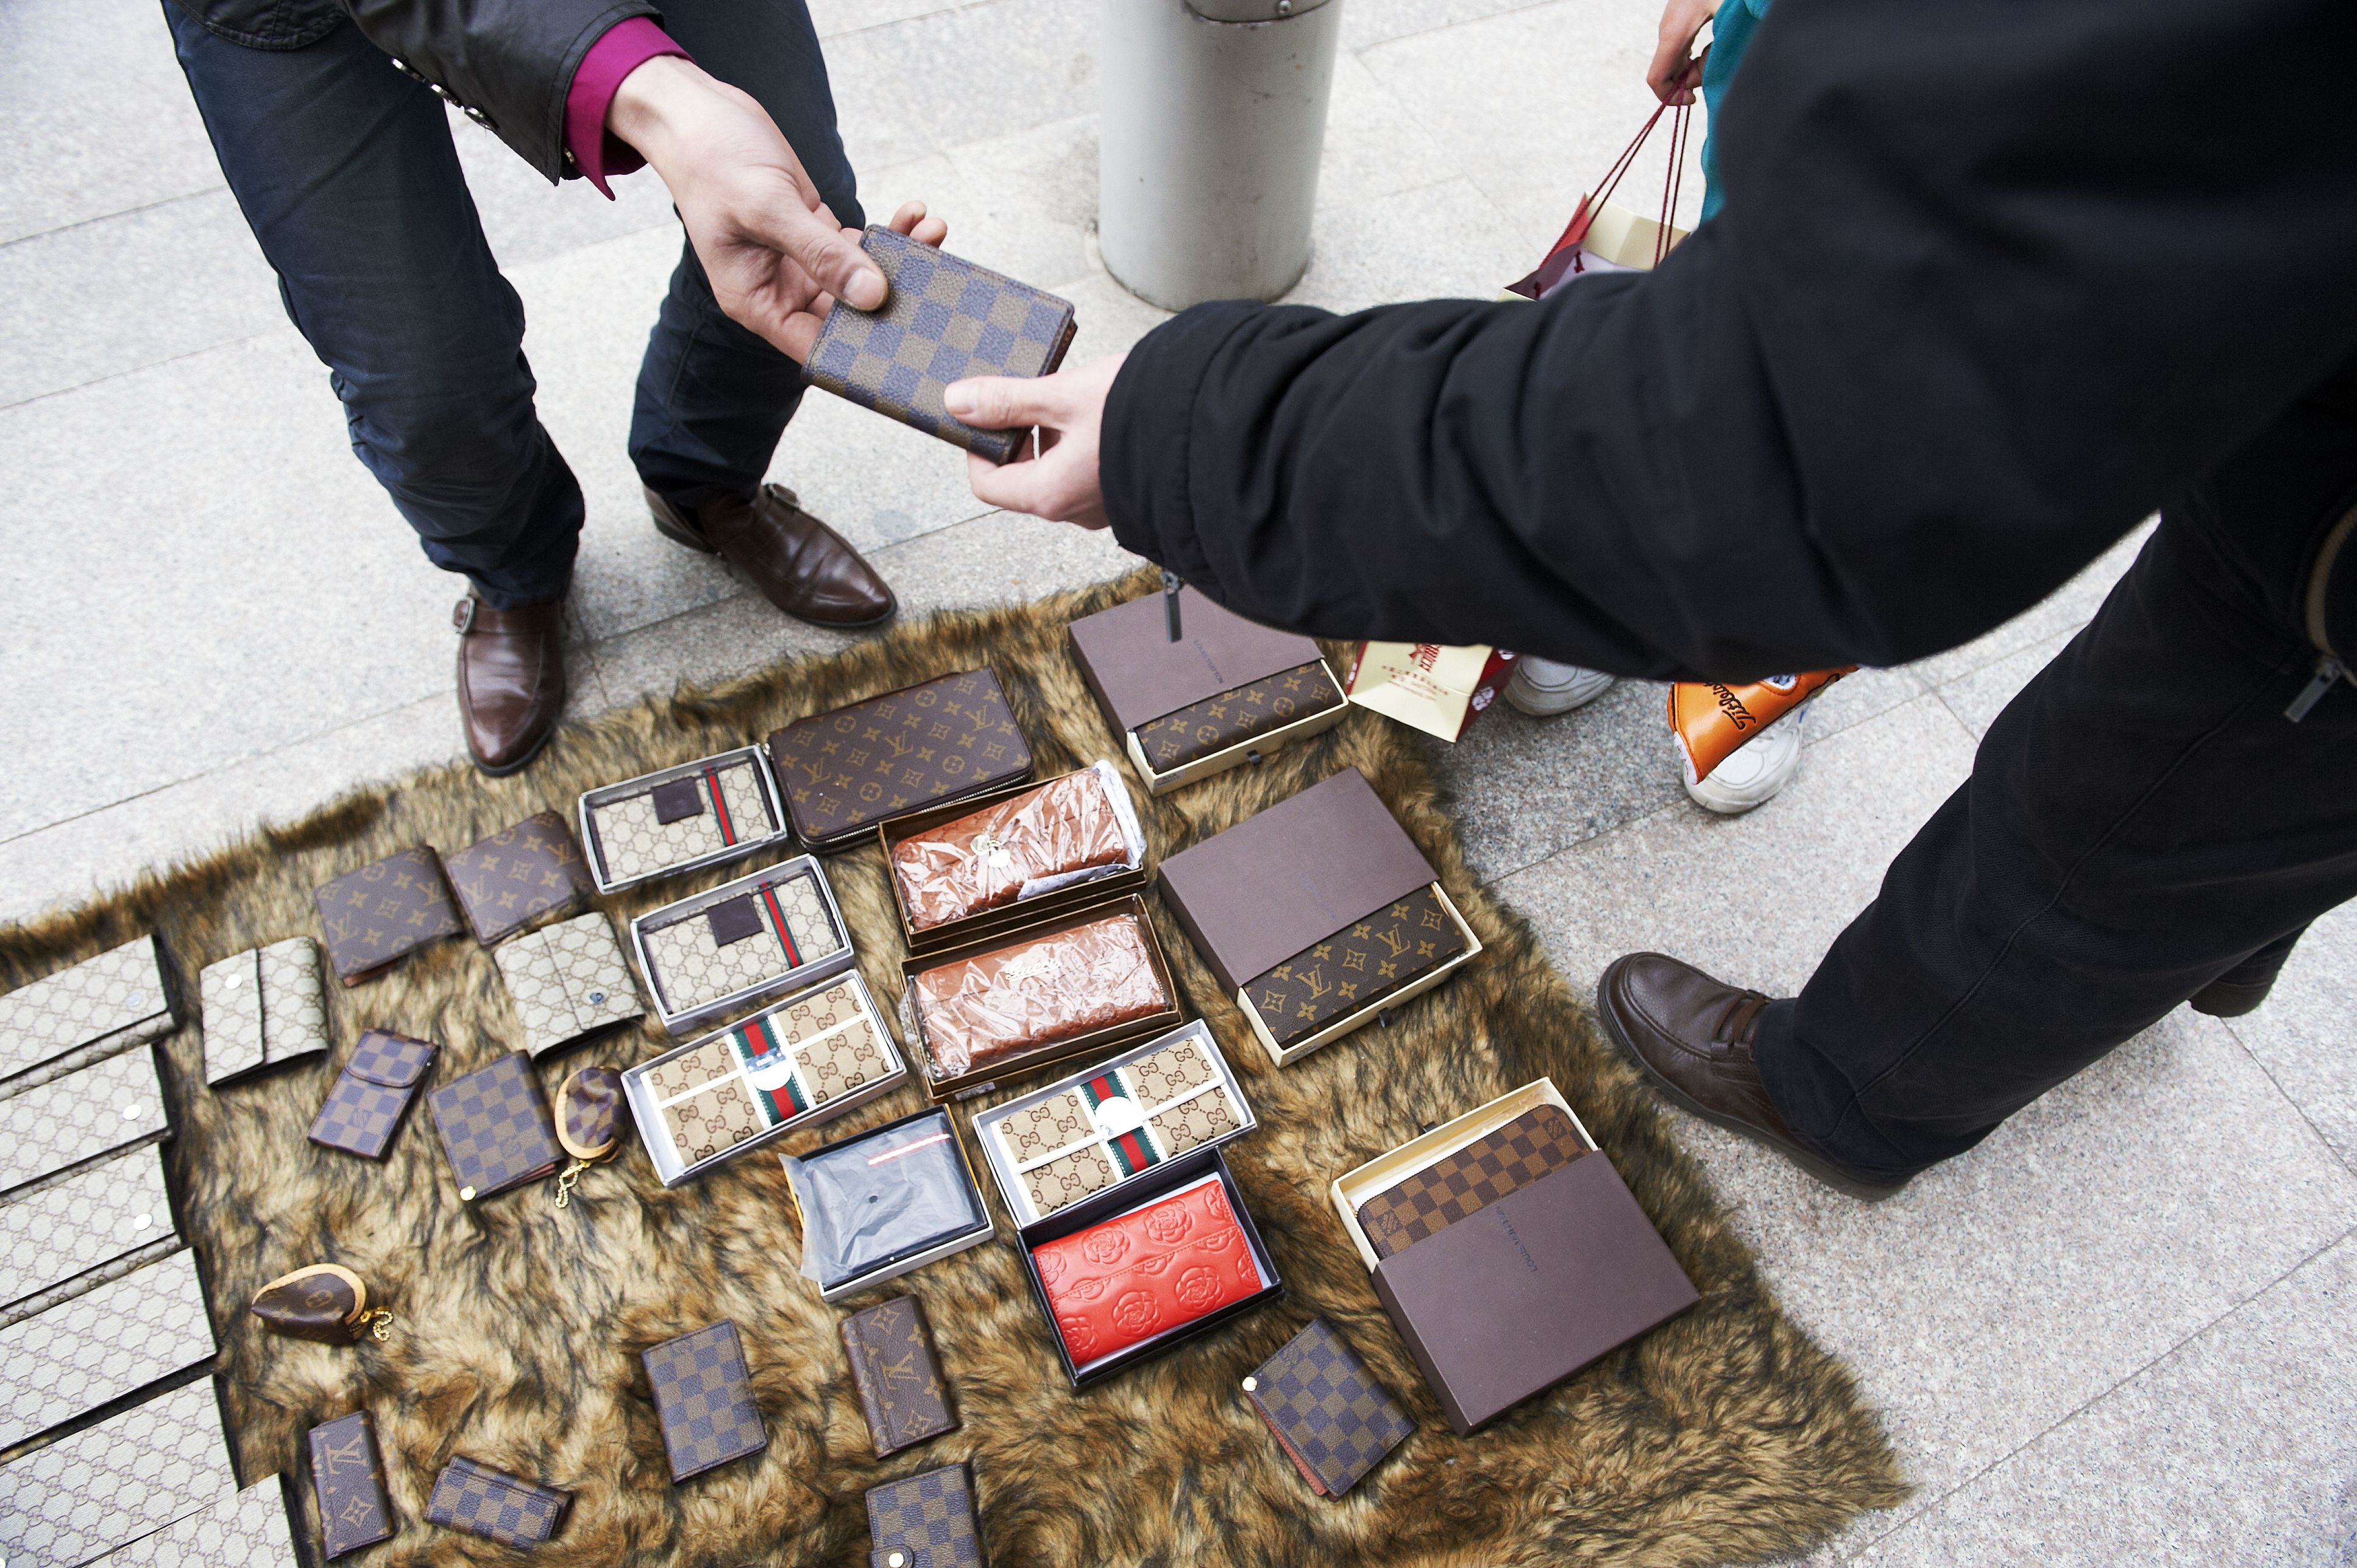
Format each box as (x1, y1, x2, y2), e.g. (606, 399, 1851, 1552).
(165, 1, 860, 609)
(1757, 364, 2357, 1182)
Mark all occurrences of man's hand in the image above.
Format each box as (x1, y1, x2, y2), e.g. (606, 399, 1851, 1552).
(609, 56, 946, 359)
(948, 355, 1127, 530)
(1648, 0, 1717, 103)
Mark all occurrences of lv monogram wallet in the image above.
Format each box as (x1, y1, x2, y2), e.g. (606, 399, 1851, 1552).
(308, 1028, 434, 1160)
(840, 1294, 959, 1458)
(425, 1456, 570, 1547)
(804, 227, 1078, 465)
(643, 1319, 767, 1482)
(1244, 1318, 1415, 1498)
(444, 811, 594, 945)
(313, 846, 463, 984)
(0, 936, 171, 1084)
(308, 1409, 394, 1559)
(865, 1460, 987, 1568)
(764, 668, 1035, 853)
(428, 1051, 562, 1201)
(1354, 1103, 1587, 1260)
(200, 937, 330, 1086)
(494, 911, 644, 1058)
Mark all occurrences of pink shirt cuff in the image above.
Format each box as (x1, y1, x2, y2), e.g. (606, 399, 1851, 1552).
(565, 17, 692, 199)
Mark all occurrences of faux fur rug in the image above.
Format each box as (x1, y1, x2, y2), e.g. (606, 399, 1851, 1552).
(1, 569, 1904, 1567)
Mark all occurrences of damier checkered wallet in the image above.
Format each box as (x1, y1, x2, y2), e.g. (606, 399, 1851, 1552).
(804, 227, 1077, 465)
(428, 1052, 562, 1201)
(1243, 1318, 1414, 1498)
(643, 1319, 767, 1482)
(308, 1029, 434, 1160)
(866, 1460, 987, 1568)
(425, 1455, 570, 1547)
(1353, 1104, 1587, 1260)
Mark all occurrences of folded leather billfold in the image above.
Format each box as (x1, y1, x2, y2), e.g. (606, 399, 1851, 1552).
(643, 1319, 767, 1482)
(1354, 1104, 1587, 1260)
(0, 935, 171, 1083)
(428, 1051, 562, 1201)
(1244, 1318, 1414, 1498)
(444, 811, 595, 945)
(494, 912, 645, 1058)
(308, 1408, 395, 1559)
(0, 1249, 215, 1452)
(1, 1046, 169, 1198)
(200, 937, 330, 1087)
(313, 846, 464, 984)
(425, 1455, 571, 1547)
(840, 1294, 959, 1458)
(308, 1028, 435, 1160)
(866, 1460, 986, 1568)
(804, 228, 1077, 465)
(764, 669, 1034, 852)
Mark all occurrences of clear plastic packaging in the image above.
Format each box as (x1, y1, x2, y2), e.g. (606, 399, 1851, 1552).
(890, 761, 1146, 933)
(782, 1109, 987, 1291)
(907, 911, 1170, 1079)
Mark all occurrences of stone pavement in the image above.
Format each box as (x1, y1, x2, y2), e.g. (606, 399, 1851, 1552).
(2, 0, 2351, 1561)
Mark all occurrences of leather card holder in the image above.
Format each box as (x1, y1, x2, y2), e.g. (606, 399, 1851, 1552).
(444, 811, 594, 946)
(651, 777, 704, 825)
(765, 669, 1033, 852)
(200, 936, 330, 1087)
(425, 1455, 570, 1547)
(308, 1408, 394, 1559)
(866, 1460, 984, 1568)
(313, 846, 463, 984)
(840, 1294, 959, 1458)
(428, 1051, 562, 1201)
(308, 1028, 434, 1160)
(707, 895, 764, 947)
(804, 226, 1077, 465)
(1355, 1104, 1587, 1259)
(0, 936, 171, 1084)
(1245, 1318, 1414, 1497)
(643, 1319, 767, 1482)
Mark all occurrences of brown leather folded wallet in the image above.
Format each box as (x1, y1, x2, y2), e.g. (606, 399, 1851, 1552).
(840, 1294, 959, 1458)
(308, 1028, 435, 1160)
(428, 1051, 563, 1201)
(444, 811, 594, 945)
(764, 669, 1034, 852)
(313, 846, 463, 984)
(803, 228, 1077, 464)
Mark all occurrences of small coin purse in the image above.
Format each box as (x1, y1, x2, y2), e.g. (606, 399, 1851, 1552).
(1242, 1318, 1414, 1498)
(313, 846, 464, 985)
(307, 1029, 435, 1161)
(865, 1460, 986, 1568)
(200, 937, 331, 1087)
(444, 811, 595, 945)
(494, 912, 645, 1058)
(425, 1456, 571, 1547)
(428, 1052, 563, 1202)
(642, 1319, 767, 1483)
(307, 1409, 394, 1559)
(250, 1263, 394, 1344)
(553, 1064, 626, 1209)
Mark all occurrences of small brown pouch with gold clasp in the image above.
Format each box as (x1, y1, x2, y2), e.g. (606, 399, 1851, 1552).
(250, 1263, 394, 1343)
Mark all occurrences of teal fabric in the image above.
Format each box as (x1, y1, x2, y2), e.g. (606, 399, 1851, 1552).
(1699, 0, 1774, 221)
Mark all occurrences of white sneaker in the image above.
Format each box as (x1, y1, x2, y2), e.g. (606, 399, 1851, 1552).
(1505, 657, 1614, 716)
(1685, 700, 1809, 814)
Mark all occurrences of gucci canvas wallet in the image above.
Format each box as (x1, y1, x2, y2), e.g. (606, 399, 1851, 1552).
(804, 227, 1077, 465)
(0, 1376, 236, 1566)
(0, 1249, 216, 1452)
(494, 911, 644, 1058)
(0, 1045, 169, 1198)
(0, 936, 171, 1084)
(428, 1051, 562, 1201)
(200, 937, 330, 1087)
(89, 1479, 295, 1567)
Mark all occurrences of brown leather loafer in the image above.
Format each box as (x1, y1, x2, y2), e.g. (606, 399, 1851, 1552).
(647, 482, 896, 629)
(1598, 952, 1906, 1201)
(454, 595, 565, 776)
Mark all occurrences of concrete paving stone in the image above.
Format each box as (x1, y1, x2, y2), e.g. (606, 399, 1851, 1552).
(823, 0, 1099, 172)
(1910, 520, 2151, 688)
(1436, 676, 1684, 881)
(1314, 51, 1466, 210)
(1848, 1229, 2357, 1566)
(1805, 665, 1925, 746)
(0, 189, 285, 408)
(0, 332, 473, 846)
(866, 121, 1096, 293)
(1286, 177, 1536, 313)
(1344, 0, 1570, 52)
(809, 0, 982, 38)
(1360, 0, 1708, 258)
(1932, 627, 2075, 740)
(447, 107, 683, 269)
(0, 0, 221, 244)
(2225, 899, 2357, 1178)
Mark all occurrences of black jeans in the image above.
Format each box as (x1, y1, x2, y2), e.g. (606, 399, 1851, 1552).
(1757, 368, 2357, 1182)
(166, 1, 859, 609)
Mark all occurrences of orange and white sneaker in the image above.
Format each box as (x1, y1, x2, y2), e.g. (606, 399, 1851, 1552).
(1684, 700, 1809, 814)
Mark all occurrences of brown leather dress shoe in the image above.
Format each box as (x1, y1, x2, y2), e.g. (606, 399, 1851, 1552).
(454, 596, 565, 776)
(647, 482, 896, 629)
(1598, 952, 1905, 1201)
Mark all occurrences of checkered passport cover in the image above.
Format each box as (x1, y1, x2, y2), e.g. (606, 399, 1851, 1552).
(308, 1029, 434, 1160)
(804, 227, 1077, 465)
(866, 1460, 984, 1568)
(1246, 1318, 1414, 1497)
(428, 1051, 562, 1200)
(643, 1320, 767, 1481)
(1355, 1104, 1587, 1259)
(425, 1455, 570, 1547)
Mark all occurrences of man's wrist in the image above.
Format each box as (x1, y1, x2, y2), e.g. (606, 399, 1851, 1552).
(608, 54, 709, 171)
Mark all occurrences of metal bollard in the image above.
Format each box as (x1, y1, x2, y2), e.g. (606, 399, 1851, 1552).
(1097, 0, 1344, 309)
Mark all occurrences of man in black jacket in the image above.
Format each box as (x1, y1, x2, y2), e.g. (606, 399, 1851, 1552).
(940, 0, 2357, 1196)
(167, 0, 928, 773)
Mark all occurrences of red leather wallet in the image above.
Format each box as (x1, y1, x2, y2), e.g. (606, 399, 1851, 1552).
(1033, 1178, 1263, 1366)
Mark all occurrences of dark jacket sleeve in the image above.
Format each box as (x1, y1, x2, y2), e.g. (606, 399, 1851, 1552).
(1101, 0, 2357, 679)
(341, 0, 659, 181)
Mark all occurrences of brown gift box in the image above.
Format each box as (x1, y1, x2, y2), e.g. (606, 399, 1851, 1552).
(1068, 587, 1348, 794)
(1329, 1080, 1698, 1434)
(1155, 768, 1481, 1065)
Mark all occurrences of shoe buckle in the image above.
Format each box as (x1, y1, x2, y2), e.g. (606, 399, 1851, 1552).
(452, 598, 477, 635)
